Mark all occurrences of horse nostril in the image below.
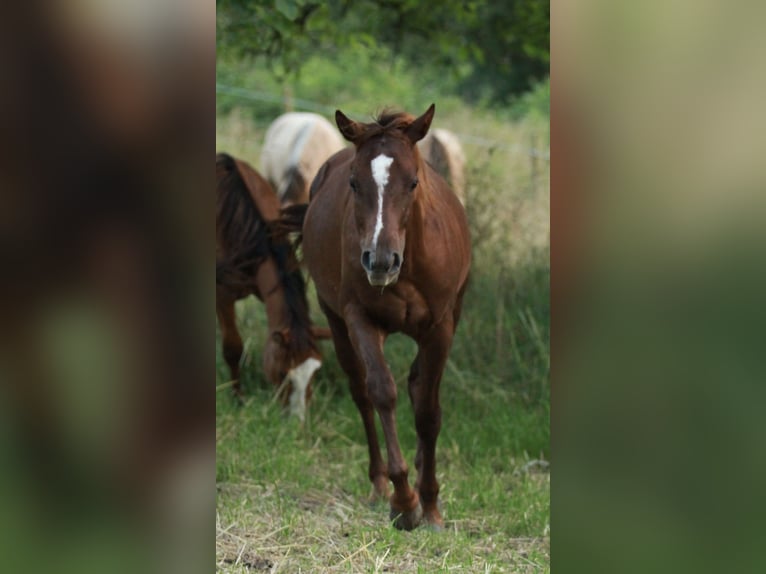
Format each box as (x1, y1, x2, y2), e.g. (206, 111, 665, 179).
(391, 252, 402, 271)
(361, 250, 372, 271)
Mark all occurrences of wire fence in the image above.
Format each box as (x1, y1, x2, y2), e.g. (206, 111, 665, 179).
(216, 83, 550, 162)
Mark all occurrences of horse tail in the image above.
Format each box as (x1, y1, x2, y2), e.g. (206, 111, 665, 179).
(216, 152, 271, 285)
(270, 155, 332, 250)
(271, 203, 309, 249)
(268, 202, 320, 358)
(278, 165, 306, 205)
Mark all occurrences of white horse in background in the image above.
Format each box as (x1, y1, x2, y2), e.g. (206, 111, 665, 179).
(261, 112, 345, 206)
(418, 128, 466, 204)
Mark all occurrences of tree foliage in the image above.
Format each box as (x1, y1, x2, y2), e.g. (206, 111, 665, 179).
(216, 0, 549, 104)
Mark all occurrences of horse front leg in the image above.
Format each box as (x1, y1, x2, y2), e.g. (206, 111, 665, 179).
(319, 299, 388, 501)
(409, 322, 453, 529)
(345, 305, 421, 530)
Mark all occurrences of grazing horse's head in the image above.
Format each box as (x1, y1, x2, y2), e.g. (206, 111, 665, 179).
(335, 104, 435, 287)
(263, 328, 324, 420)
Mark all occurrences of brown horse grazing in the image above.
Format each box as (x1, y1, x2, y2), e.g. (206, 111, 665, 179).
(216, 153, 329, 418)
(299, 104, 471, 529)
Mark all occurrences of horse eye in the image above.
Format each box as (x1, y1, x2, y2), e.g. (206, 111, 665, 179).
(410, 178, 419, 190)
(349, 179, 358, 192)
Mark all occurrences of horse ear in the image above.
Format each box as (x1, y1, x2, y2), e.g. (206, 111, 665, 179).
(405, 103, 436, 144)
(336, 109, 363, 143)
(310, 325, 332, 340)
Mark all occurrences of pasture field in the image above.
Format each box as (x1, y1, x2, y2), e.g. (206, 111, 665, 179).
(216, 58, 549, 572)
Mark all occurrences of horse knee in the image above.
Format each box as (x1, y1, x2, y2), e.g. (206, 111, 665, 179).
(367, 373, 396, 410)
(348, 379, 369, 404)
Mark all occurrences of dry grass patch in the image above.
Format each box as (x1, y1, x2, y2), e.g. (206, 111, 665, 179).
(216, 478, 549, 573)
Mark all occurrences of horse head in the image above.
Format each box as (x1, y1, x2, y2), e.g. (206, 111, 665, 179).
(263, 325, 330, 420)
(335, 104, 435, 287)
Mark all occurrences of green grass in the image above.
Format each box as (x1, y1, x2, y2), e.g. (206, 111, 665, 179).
(216, 377, 549, 573)
(216, 47, 549, 571)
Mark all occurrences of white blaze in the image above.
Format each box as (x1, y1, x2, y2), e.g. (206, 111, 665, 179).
(370, 154, 394, 249)
(287, 357, 322, 421)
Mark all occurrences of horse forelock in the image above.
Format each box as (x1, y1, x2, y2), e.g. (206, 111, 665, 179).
(350, 110, 418, 146)
(374, 109, 415, 129)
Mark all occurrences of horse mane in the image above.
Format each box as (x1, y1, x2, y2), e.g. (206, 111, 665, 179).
(268, 234, 317, 358)
(216, 153, 317, 357)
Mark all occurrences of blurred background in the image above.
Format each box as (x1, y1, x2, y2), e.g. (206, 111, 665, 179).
(216, 1, 550, 571)
(553, 1, 766, 572)
(0, 1, 213, 573)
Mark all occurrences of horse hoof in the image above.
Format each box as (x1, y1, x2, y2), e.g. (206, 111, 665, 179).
(390, 501, 423, 531)
(419, 508, 444, 531)
(422, 511, 445, 531)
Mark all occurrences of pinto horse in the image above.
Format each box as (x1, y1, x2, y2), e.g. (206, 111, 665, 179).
(261, 112, 346, 206)
(216, 153, 328, 418)
(298, 105, 471, 529)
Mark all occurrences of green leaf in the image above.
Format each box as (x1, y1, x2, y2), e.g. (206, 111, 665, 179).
(275, 0, 299, 20)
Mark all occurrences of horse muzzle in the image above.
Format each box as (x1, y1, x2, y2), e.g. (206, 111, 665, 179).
(361, 249, 402, 286)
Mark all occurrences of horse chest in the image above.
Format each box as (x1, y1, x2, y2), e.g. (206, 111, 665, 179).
(360, 283, 432, 334)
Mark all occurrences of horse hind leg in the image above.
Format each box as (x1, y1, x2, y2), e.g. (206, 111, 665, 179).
(319, 299, 389, 501)
(407, 352, 424, 485)
(409, 325, 454, 530)
(373, 367, 421, 530)
(217, 296, 244, 401)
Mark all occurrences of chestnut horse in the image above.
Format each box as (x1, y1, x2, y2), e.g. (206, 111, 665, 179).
(216, 153, 328, 418)
(297, 105, 471, 529)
